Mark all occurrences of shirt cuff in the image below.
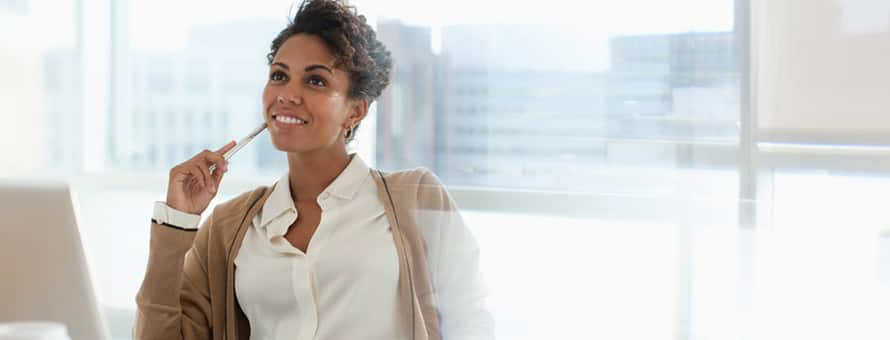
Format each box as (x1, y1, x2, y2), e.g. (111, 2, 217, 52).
(152, 201, 201, 230)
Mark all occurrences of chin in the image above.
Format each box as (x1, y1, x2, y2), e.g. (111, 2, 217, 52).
(270, 136, 310, 153)
(274, 143, 313, 154)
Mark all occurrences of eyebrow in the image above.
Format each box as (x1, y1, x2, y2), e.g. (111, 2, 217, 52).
(271, 62, 333, 75)
(271, 62, 289, 70)
(304, 64, 334, 75)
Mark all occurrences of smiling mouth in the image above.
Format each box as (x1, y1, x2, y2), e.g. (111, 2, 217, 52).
(272, 114, 307, 125)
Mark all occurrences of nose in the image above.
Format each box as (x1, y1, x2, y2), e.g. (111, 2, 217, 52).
(277, 94, 302, 105)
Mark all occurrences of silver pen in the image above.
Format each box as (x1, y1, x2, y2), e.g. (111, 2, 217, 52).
(209, 122, 267, 174)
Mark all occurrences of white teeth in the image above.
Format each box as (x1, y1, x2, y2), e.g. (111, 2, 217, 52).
(274, 115, 306, 125)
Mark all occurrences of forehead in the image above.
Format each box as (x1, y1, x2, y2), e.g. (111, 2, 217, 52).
(273, 33, 338, 68)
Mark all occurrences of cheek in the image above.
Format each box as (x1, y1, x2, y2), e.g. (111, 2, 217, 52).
(261, 85, 275, 109)
(306, 93, 347, 121)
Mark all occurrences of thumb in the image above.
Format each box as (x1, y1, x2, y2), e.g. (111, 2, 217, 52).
(211, 163, 227, 186)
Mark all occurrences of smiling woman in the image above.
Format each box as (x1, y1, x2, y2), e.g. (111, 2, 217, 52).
(134, 1, 492, 340)
(264, 35, 369, 151)
(264, 0, 392, 149)
(265, 35, 367, 152)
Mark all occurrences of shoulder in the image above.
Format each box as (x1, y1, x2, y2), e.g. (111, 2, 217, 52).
(380, 167, 452, 211)
(381, 167, 443, 188)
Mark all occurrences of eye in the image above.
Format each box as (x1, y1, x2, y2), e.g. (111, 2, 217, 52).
(307, 75, 327, 87)
(269, 70, 288, 82)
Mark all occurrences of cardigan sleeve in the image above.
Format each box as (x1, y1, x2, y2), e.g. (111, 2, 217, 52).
(416, 169, 496, 340)
(133, 212, 216, 340)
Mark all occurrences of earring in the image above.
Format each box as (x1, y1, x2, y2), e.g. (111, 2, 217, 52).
(344, 126, 355, 139)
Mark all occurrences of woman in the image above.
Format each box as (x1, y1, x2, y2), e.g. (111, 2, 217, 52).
(134, 1, 493, 339)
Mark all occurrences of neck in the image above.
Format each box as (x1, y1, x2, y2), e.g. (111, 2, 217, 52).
(286, 147, 351, 203)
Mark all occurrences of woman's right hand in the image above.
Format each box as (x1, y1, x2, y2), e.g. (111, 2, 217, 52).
(165, 141, 236, 215)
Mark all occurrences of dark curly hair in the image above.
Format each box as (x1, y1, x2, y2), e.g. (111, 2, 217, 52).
(267, 0, 393, 104)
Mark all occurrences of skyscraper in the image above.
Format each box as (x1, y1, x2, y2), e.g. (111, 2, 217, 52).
(377, 25, 738, 189)
(374, 20, 439, 172)
(112, 19, 285, 174)
(607, 32, 739, 167)
(436, 25, 608, 189)
(376, 23, 611, 190)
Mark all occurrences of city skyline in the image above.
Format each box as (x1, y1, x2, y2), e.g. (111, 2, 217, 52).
(17, 9, 741, 192)
(375, 20, 739, 189)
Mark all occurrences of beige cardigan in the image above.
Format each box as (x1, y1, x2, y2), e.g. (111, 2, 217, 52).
(134, 168, 478, 340)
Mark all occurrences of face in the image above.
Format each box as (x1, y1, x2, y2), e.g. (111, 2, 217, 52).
(262, 33, 367, 155)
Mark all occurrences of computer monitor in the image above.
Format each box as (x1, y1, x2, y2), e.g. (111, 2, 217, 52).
(0, 180, 108, 340)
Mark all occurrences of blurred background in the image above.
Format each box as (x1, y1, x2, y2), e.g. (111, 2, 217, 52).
(1, 0, 890, 339)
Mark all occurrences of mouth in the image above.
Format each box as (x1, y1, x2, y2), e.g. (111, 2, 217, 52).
(271, 112, 308, 126)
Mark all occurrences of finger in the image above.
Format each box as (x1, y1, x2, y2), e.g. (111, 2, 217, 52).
(172, 165, 196, 186)
(208, 154, 228, 185)
(184, 174, 200, 194)
(215, 140, 237, 156)
(193, 162, 214, 193)
(202, 150, 228, 173)
(189, 165, 208, 192)
(170, 165, 185, 183)
(211, 160, 227, 184)
(181, 164, 205, 194)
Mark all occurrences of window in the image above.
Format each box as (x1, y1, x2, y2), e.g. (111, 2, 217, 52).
(4, 0, 890, 339)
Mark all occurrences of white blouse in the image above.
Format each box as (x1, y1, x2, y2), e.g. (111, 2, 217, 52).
(151, 154, 495, 339)
(234, 155, 404, 340)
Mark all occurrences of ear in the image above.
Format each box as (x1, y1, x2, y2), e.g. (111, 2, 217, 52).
(346, 97, 369, 127)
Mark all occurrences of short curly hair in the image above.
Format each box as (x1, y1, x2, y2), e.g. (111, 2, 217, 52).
(267, 0, 393, 103)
